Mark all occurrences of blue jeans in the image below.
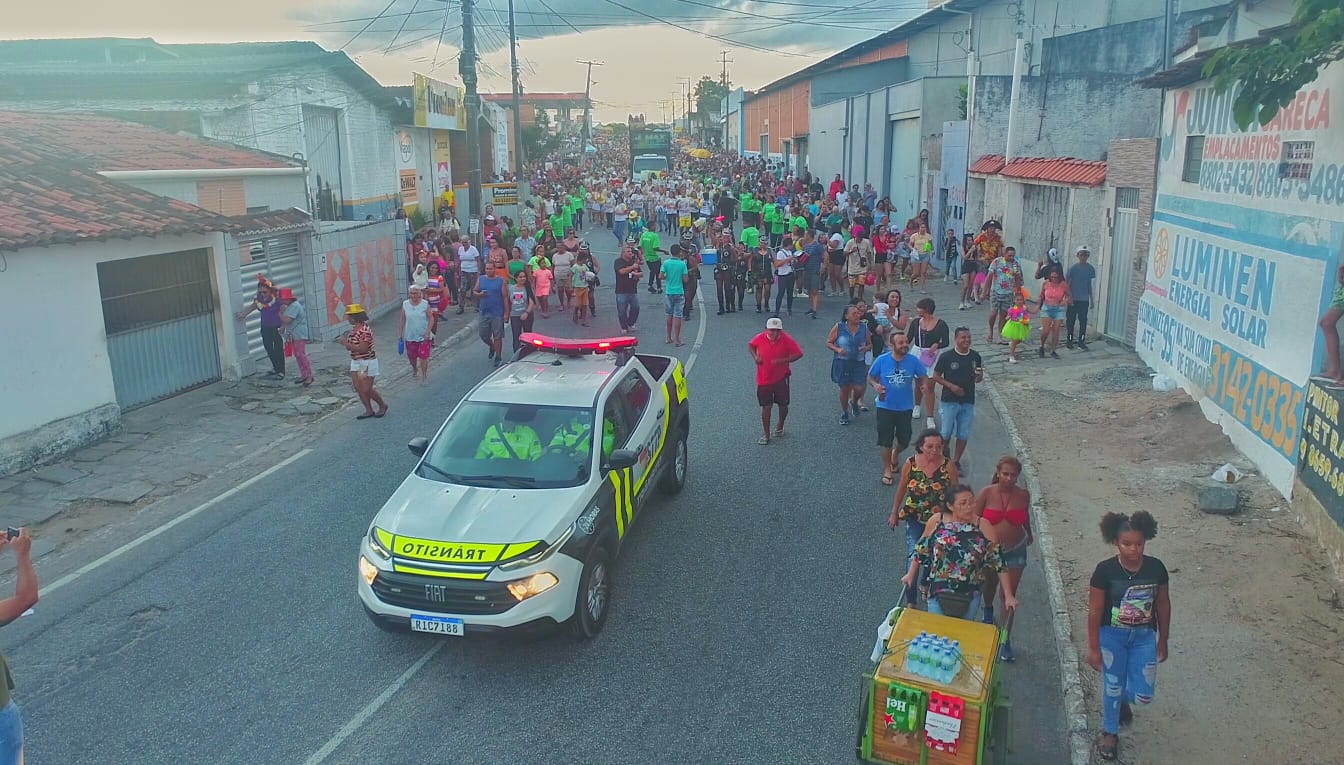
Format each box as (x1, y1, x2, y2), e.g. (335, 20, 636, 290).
(904, 520, 924, 603)
(614, 220, 627, 243)
(0, 701, 22, 765)
(938, 401, 975, 443)
(1099, 626, 1159, 734)
(616, 293, 640, 330)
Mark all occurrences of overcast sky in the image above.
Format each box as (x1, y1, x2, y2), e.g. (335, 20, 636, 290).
(6, 0, 929, 122)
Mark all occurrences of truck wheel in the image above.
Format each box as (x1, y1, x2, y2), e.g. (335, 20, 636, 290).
(657, 428, 688, 495)
(570, 545, 611, 639)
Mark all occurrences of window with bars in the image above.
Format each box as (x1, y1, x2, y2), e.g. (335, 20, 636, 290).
(1182, 136, 1205, 183)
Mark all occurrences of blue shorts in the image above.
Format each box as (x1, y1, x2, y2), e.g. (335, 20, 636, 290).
(1000, 538, 1029, 569)
(665, 293, 686, 318)
(938, 401, 975, 442)
(1041, 304, 1066, 320)
(831, 357, 867, 386)
(0, 701, 22, 765)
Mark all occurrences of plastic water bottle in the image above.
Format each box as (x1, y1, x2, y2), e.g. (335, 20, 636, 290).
(911, 637, 927, 676)
(950, 640, 962, 681)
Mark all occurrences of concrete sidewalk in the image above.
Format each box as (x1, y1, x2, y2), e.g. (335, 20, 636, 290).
(909, 269, 1344, 765)
(0, 300, 481, 568)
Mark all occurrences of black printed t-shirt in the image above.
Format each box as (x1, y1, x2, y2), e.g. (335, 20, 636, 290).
(934, 348, 982, 404)
(1089, 555, 1169, 631)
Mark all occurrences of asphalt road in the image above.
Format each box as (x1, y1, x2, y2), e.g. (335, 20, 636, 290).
(4, 233, 1064, 765)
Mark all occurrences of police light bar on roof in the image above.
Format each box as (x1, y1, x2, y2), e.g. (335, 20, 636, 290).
(519, 333, 638, 354)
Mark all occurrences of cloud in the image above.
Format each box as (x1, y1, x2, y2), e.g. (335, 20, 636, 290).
(294, 0, 907, 58)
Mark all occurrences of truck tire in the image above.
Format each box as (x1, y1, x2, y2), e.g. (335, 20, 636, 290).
(570, 545, 611, 639)
(657, 427, 688, 495)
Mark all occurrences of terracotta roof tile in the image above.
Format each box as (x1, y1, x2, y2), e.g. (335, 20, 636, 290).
(0, 134, 231, 251)
(969, 154, 1106, 187)
(0, 111, 297, 172)
(999, 157, 1107, 187)
(969, 154, 1005, 174)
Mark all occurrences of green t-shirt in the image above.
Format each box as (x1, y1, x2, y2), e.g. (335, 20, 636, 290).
(791, 216, 809, 233)
(508, 260, 527, 279)
(769, 208, 786, 234)
(661, 257, 689, 296)
(745, 198, 761, 215)
(639, 231, 662, 262)
(740, 226, 761, 249)
(549, 214, 565, 237)
(560, 208, 574, 232)
(568, 195, 582, 213)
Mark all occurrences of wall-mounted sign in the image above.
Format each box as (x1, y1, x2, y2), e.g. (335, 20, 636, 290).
(413, 73, 461, 130)
(1299, 381, 1344, 521)
(399, 170, 418, 207)
(490, 183, 519, 206)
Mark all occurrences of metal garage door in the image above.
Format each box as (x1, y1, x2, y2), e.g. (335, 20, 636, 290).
(1019, 184, 1070, 263)
(303, 105, 344, 220)
(238, 233, 305, 362)
(1105, 187, 1140, 341)
(888, 118, 921, 221)
(99, 249, 221, 410)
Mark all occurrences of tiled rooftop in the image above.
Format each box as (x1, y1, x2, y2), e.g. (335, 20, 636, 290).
(0, 111, 296, 172)
(970, 155, 1107, 187)
(0, 132, 232, 251)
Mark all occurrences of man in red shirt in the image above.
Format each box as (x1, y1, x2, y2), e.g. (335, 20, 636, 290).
(748, 317, 804, 445)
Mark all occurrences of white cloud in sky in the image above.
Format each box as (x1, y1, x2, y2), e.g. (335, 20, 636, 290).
(5, 0, 927, 121)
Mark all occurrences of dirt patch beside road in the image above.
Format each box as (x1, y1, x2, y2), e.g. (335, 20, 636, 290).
(993, 346, 1344, 765)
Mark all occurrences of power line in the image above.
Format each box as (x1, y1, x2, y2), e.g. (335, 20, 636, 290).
(385, 0, 423, 53)
(592, 0, 810, 57)
(339, 0, 399, 51)
(530, 0, 585, 36)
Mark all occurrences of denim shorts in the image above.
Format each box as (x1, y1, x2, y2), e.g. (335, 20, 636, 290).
(1000, 538, 1029, 570)
(1041, 304, 1066, 321)
(665, 294, 686, 318)
(938, 401, 975, 442)
(0, 701, 22, 765)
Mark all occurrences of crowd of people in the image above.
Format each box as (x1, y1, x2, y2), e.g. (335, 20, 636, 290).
(251, 144, 1168, 763)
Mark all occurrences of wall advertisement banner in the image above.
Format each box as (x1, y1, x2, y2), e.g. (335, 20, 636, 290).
(432, 131, 452, 196)
(413, 73, 461, 131)
(399, 170, 418, 207)
(1299, 381, 1344, 521)
(1137, 65, 1344, 496)
(491, 184, 518, 206)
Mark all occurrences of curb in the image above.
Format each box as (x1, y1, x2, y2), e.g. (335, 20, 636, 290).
(981, 376, 1092, 765)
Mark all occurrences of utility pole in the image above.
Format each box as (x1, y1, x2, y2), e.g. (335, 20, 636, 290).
(507, 0, 525, 199)
(719, 50, 732, 90)
(576, 59, 603, 161)
(460, 0, 483, 246)
(679, 77, 692, 141)
(719, 51, 733, 149)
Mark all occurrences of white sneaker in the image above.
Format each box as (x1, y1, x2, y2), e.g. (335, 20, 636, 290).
(926, 416, 936, 429)
(912, 405, 922, 418)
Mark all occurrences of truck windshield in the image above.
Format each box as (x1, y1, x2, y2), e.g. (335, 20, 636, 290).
(633, 157, 668, 173)
(418, 401, 598, 489)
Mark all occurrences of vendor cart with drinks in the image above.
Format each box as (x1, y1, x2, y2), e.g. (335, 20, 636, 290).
(855, 597, 1011, 765)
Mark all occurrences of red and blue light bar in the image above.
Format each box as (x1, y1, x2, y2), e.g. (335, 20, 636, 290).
(519, 333, 638, 354)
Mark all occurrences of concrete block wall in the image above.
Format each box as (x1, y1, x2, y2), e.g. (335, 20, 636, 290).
(199, 66, 399, 221)
(1105, 138, 1158, 347)
(308, 221, 406, 341)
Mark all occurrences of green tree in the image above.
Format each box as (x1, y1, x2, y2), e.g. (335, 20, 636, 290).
(1203, 0, 1344, 128)
(522, 109, 560, 161)
(694, 76, 729, 117)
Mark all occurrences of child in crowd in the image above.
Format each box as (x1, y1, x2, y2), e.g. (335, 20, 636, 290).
(1002, 292, 1031, 364)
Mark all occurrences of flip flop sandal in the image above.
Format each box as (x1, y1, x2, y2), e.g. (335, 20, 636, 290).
(881, 474, 894, 486)
(374, 409, 388, 418)
(757, 436, 769, 445)
(357, 413, 375, 420)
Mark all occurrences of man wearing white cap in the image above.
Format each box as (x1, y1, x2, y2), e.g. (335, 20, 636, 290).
(748, 317, 804, 445)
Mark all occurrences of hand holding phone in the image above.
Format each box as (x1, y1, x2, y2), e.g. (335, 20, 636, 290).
(6, 527, 18, 541)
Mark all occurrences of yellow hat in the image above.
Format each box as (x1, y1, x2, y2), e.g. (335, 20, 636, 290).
(345, 303, 366, 315)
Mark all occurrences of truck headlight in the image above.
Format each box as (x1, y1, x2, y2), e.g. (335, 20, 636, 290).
(506, 572, 559, 601)
(359, 555, 379, 586)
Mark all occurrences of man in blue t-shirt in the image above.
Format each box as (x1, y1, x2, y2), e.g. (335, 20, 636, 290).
(661, 245, 690, 346)
(474, 261, 510, 367)
(867, 332, 927, 481)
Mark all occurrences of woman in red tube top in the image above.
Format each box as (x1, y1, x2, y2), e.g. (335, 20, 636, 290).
(977, 455, 1032, 662)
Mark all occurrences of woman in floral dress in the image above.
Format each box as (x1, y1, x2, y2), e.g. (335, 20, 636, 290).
(903, 484, 1019, 620)
(889, 429, 959, 603)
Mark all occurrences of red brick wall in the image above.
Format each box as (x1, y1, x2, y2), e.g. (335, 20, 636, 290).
(744, 80, 810, 155)
(1106, 138, 1158, 348)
